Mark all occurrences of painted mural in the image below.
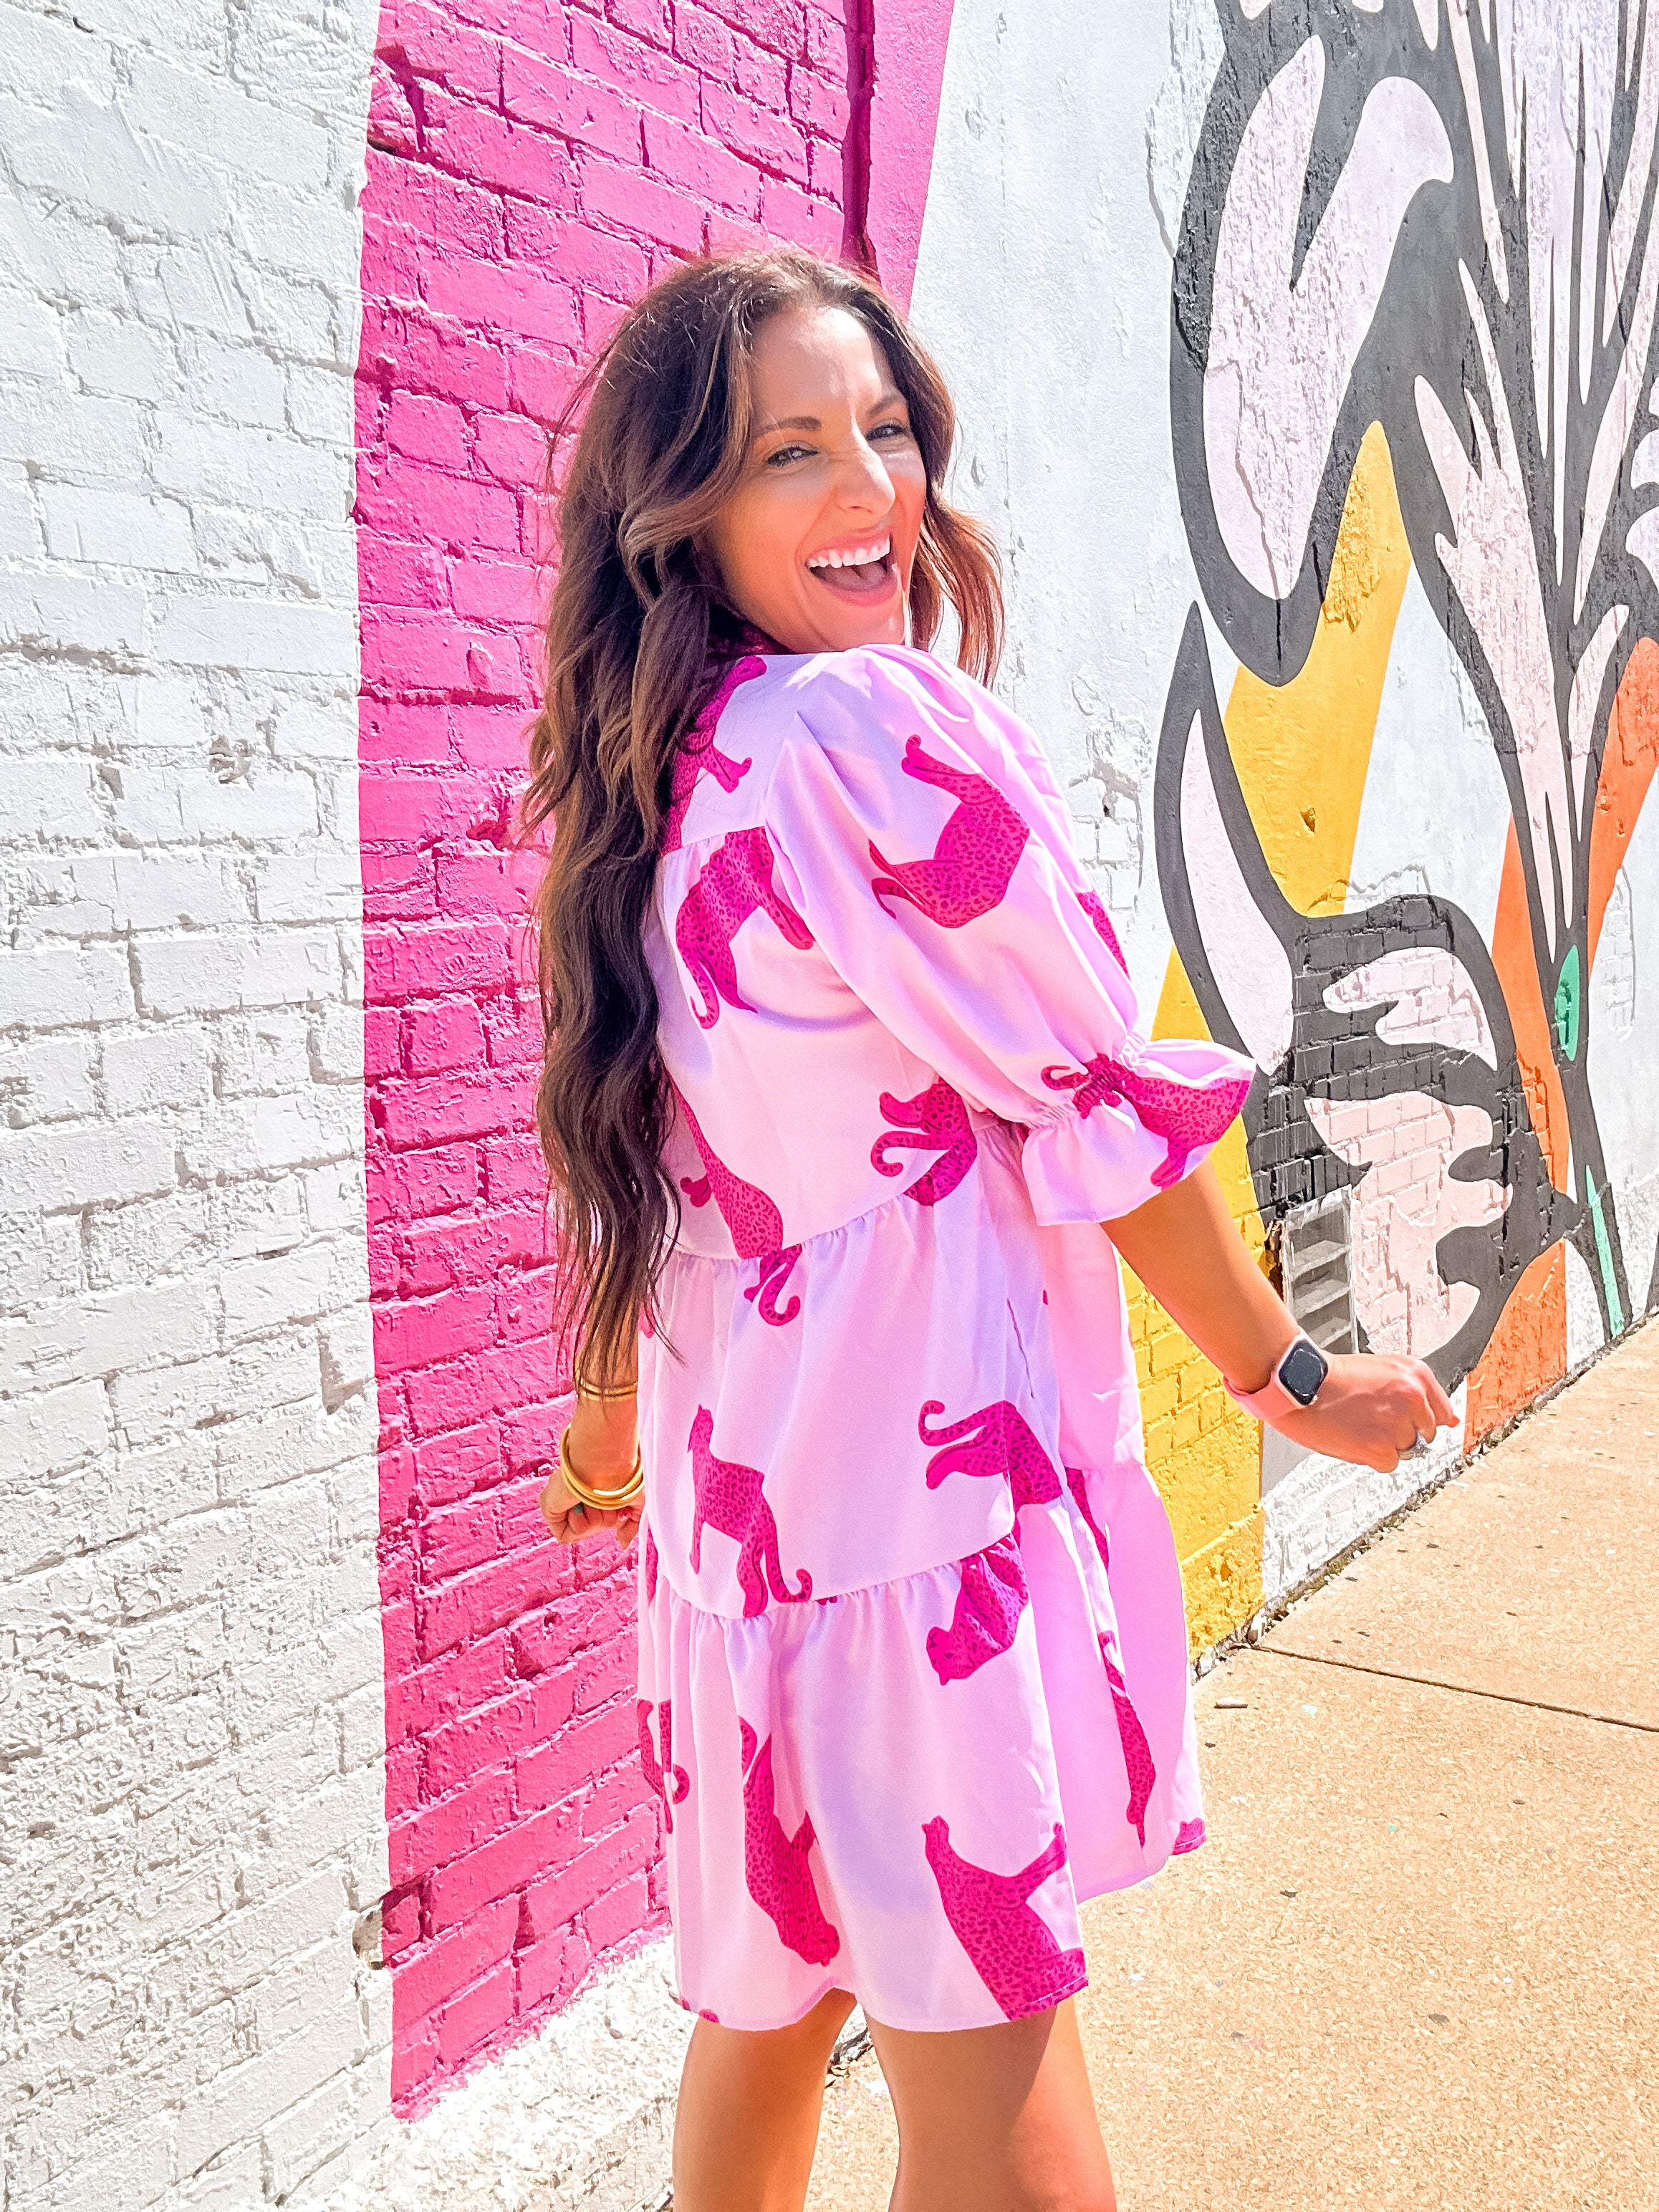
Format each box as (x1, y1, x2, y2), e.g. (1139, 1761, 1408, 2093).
(1157, 0, 1659, 1427)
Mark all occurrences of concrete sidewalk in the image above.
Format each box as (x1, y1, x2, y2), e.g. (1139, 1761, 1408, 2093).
(804, 1324, 1659, 2211)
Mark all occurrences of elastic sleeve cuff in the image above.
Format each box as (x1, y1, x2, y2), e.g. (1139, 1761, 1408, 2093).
(1020, 1038, 1254, 1226)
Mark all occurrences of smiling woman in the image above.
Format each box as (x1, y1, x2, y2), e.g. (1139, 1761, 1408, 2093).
(521, 246, 1451, 2212)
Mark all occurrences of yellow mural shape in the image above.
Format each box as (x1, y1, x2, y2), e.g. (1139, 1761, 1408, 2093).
(1133, 423, 1414, 1650)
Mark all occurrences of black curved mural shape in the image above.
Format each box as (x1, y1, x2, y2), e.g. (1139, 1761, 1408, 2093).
(1159, 0, 1659, 1373)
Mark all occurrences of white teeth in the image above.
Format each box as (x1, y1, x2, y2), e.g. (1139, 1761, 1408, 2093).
(807, 537, 891, 572)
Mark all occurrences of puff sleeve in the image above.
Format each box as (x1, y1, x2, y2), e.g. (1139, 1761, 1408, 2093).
(766, 647, 1252, 1225)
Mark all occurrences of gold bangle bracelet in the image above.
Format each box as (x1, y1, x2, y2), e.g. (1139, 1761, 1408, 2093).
(558, 1426, 645, 1510)
(573, 1372, 638, 1403)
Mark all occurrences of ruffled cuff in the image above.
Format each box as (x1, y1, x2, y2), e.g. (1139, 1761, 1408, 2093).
(1020, 1037, 1254, 1226)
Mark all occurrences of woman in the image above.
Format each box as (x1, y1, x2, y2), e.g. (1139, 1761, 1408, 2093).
(527, 248, 1453, 2212)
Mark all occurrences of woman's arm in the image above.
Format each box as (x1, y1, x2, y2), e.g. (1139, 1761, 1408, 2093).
(539, 1377, 643, 1549)
(1102, 1163, 1457, 1473)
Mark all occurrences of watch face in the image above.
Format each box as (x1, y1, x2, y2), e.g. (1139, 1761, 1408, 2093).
(1279, 1337, 1329, 1408)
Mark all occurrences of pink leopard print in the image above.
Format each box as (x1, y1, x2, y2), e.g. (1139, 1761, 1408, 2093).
(867, 736, 1029, 928)
(1172, 1818, 1207, 1855)
(660, 653, 765, 854)
(740, 1719, 840, 1966)
(643, 1522, 659, 1605)
(688, 1406, 812, 1616)
(1064, 1465, 1110, 1570)
(1098, 1635, 1156, 1845)
(638, 1698, 690, 1832)
(674, 1085, 802, 1326)
(918, 1398, 1062, 1510)
(1042, 1053, 1251, 1190)
(1077, 887, 1128, 971)
(922, 1818, 1087, 2020)
(926, 1534, 1029, 1686)
(870, 1078, 978, 1206)
(676, 824, 814, 1029)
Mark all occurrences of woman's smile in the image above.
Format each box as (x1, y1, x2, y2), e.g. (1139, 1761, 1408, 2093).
(804, 532, 898, 601)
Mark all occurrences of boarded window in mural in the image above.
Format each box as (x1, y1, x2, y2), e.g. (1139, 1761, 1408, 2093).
(1159, 0, 1659, 1413)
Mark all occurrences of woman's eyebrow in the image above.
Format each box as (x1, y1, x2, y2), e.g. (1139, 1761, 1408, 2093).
(755, 414, 821, 434)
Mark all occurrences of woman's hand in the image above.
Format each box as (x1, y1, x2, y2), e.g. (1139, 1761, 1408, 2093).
(539, 1397, 643, 1550)
(1267, 1350, 1457, 1473)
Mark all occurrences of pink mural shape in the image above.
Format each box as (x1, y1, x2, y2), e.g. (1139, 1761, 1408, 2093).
(1173, 1819, 1207, 1856)
(868, 737, 1030, 928)
(926, 1534, 1029, 1685)
(1064, 1464, 1111, 1570)
(1077, 888, 1128, 972)
(638, 1698, 690, 1832)
(1042, 1053, 1251, 1190)
(739, 1719, 841, 1966)
(865, 0, 958, 311)
(660, 653, 766, 855)
(674, 1085, 802, 1326)
(1098, 1636, 1155, 1846)
(918, 1397, 1062, 1510)
(355, 0, 958, 2116)
(676, 825, 814, 1029)
(688, 1406, 812, 1617)
(922, 1818, 1086, 2021)
(871, 1077, 978, 1204)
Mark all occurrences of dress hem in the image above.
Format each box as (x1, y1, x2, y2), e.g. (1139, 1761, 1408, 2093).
(667, 1830, 1208, 2037)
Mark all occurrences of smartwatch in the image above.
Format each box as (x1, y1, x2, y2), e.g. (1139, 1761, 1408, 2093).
(1224, 1333, 1329, 1421)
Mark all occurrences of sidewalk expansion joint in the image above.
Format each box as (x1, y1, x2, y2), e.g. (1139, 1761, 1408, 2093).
(1256, 1645, 1659, 1734)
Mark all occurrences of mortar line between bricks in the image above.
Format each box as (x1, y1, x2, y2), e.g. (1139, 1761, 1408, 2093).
(1254, 1645, 1659, 1734)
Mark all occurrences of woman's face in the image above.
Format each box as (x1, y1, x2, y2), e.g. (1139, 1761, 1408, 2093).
(706, 304, 928, 656)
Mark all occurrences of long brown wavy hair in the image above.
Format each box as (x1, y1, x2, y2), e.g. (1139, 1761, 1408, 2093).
(525, 246, 1003, 1383)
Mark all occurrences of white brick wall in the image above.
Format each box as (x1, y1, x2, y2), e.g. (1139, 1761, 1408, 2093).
(0, 1, 388, 2206)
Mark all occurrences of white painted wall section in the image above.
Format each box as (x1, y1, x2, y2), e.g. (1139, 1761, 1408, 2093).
(0, 2, 385, 2206)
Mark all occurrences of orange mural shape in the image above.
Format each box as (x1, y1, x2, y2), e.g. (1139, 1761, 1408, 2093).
(1590, 635, 1659, 968)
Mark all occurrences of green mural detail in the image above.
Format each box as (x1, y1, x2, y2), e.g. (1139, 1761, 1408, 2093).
(1553, 948, 1581, 1063)
(1586, 1168, 1625, 1337)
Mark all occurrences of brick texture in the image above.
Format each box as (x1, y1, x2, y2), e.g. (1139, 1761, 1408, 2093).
(355, 0, 867, 2115)
(0, 0, 388, 2206)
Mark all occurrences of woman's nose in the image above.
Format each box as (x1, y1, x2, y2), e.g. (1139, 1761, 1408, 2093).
(835, 438, 893, 514)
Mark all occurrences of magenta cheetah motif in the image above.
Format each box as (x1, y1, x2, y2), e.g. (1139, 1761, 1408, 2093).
(740, 1719, 840, 1966)
(871, 1079, 978, 1206)
(1099, 1635, 1156, 1845)
(1172, 1818, 1206, 1856)
(1042, 1053, 1250, 1190)
(675, 825, 813, 1029)
(867, 737, 1029, 928)
(744, 1246, 803, 1327)
(927, 1535, 1029, 1686)
(918, 1398, 1062, 1510)
(1064, 1465, 1110, 1570)
(660, 653, 765, 854)
(922, 1818, 1087, 2020)
(638, 1698, 690, 1832)
(674, 1085, 801, 1325)
(1077, 888, 1128, 971)
(688, 1406, 812, 1617)
(644, 1523, 659, 1605)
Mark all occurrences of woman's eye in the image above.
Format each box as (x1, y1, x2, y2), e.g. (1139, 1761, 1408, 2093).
(870, 421, 911, 442)
(765, 444, 812, 467)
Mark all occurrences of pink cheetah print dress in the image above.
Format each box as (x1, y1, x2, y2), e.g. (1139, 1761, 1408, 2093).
(630, 645, 1250, 2031)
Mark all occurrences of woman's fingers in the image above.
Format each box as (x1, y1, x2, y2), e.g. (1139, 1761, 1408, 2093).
(537, 1467, 638, 1549)
(1422, 1363, 1459, 1428)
